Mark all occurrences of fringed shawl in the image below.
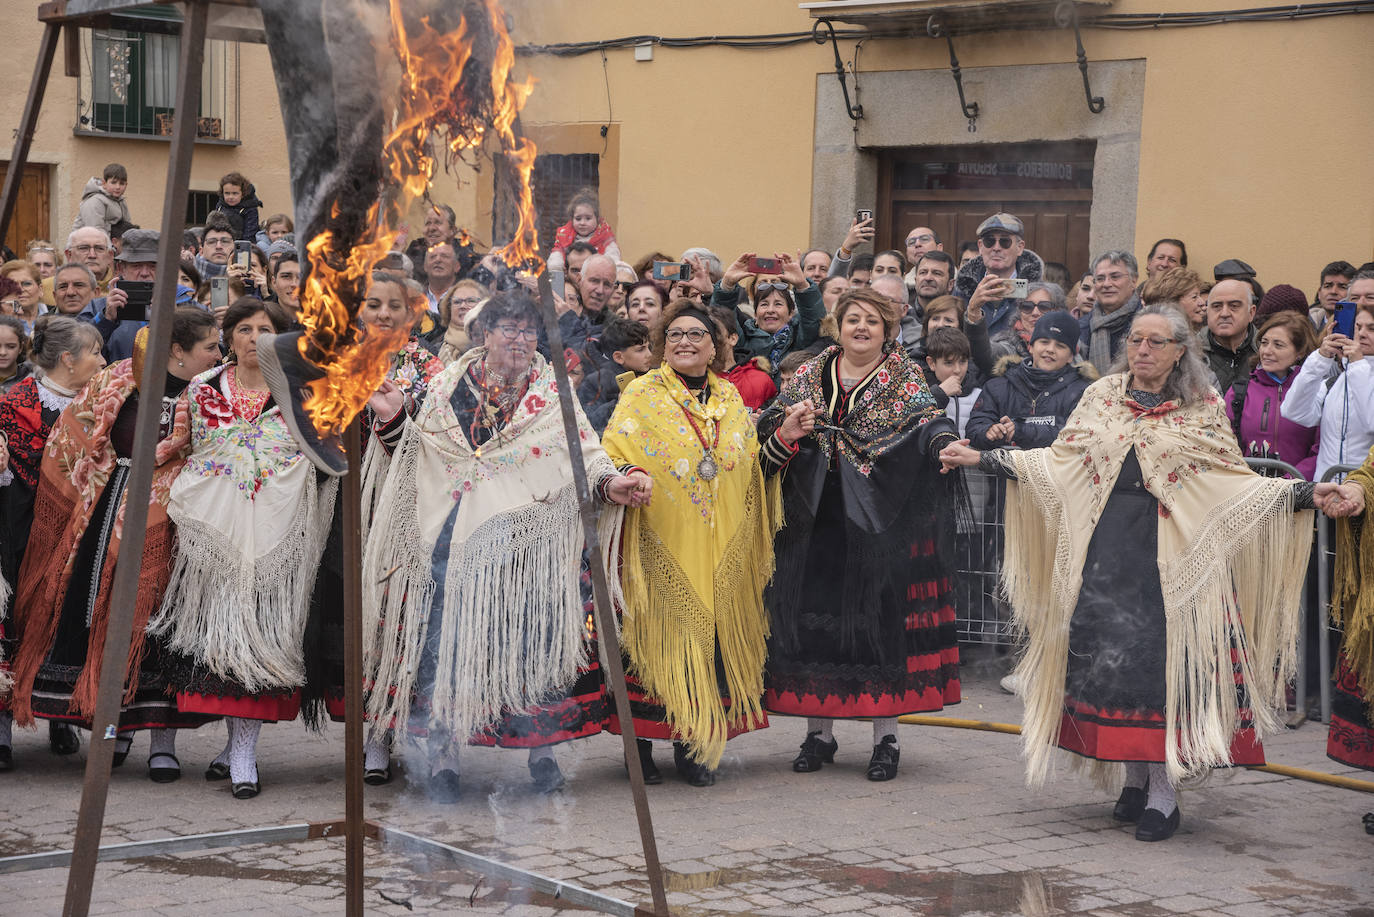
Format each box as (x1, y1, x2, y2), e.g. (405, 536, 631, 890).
(1002, 373, 1313, 785)
(1334, 446, 1374, 709)
(599, 367, 783, 768)
(148, 365, 337, 693)
(9, 360, 190, 724)
(361, 348, 615, 746)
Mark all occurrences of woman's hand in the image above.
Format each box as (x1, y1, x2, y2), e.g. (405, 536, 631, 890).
(1318, 481, 1366, 518)
(606, 470, 653, 507)
(780, 251, 807, 290)
(983, 415, 1016, 442)
(722, 252, 755, 291)
(1319, 332, 1352, 360)
(777, 399, 817, 445)
(939, 439, 981, 473)
(685, 254, 714, 298)
(368, 379, 405, 423)
(841, 216, 874, 254)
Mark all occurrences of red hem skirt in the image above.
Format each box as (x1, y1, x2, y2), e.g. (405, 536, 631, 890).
(605, 670, 767, 743)
(178, 691, 301, 723)
(1327, 650, 1374, 772)
(1055, 693, 1266, 766)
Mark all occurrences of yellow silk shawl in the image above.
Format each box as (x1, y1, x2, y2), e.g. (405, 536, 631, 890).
(1335, 445, 1374, 708)
(600, 367, 782, 768)
(1002, 373, 1313, 786)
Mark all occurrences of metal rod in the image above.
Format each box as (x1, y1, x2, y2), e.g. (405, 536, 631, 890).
(0, 21, 60, 247)
(0, 825, 316, 876)
(811, 19, 862, 121)
(376, 826, 639, 917)
(534, 272, 670, 917)
(340, 419, 364, 917)
(61, 4, 209, 914)
(1070, 14, 1107, 113)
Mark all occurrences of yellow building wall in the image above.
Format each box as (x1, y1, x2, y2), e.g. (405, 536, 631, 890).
(500, 0, 1373, 291)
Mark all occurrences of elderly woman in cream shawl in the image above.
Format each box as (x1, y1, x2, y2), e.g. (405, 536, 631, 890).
(360, 290, 648, 801)
(941, 304, 1338, 842)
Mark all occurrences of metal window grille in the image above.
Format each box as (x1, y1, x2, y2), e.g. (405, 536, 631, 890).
(185, 190, 219, 227)
(77, 25, 240, 142)
(492, 152, 600, 256)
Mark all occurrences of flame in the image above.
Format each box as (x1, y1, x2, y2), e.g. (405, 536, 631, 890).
(297, 0, 542, 436)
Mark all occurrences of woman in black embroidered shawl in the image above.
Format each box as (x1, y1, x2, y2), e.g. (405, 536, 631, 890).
(757, 288, 964, 782)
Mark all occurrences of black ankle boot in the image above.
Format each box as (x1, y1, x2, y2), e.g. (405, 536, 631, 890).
(636, 739, 662, 785)
(792, 731, 838, 773)
(1134, 806, 1180, 842)
(673, 742, 715, 787)
(1113, 784, 1148, 823)
(866, 735, 900, 781)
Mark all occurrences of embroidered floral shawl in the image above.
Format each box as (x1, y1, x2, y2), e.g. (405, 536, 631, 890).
(1002, 373, 1313, 785)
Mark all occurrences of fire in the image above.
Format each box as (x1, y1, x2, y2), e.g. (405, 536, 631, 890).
(296, 0, 543, 436)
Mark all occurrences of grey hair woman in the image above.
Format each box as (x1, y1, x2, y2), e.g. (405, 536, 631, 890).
(1109, 303, 1215, 403)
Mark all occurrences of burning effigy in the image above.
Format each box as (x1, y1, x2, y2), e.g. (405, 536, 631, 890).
(256, 0, 541, 471)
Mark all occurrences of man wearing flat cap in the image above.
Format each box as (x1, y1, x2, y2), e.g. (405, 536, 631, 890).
(85, 229, 198, 362)
(954, 212, 1045, 338)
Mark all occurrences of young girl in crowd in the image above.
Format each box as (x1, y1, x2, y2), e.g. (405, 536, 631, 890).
(0, 316, 33, 394)
(546, 189, 620, 273)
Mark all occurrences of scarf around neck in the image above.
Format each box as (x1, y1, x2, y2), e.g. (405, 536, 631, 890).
(1087, 297, 1138, 374)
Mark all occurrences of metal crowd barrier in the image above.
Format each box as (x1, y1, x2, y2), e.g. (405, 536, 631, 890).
(955, 458, 1349, 724)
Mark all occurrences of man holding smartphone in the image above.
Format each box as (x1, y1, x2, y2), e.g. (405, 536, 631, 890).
(84, 230, 180, 362)
(954, 213, 1045, 338)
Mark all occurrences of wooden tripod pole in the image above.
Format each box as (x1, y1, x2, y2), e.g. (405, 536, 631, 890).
(62, 3, 210, 914)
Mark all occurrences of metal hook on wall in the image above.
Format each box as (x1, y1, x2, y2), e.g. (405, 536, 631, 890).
(812, 19, 863, 121)
(1056, 2, 1105, 114)
(927, 17, 978, 132)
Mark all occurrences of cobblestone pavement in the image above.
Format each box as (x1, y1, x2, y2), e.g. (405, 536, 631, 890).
(2, 647, 1371, 916)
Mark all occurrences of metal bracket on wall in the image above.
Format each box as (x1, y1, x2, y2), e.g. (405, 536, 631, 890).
(927, 17, 978, 132)
(812, 19, 863, 121)
(1057, 2, 1106, 113)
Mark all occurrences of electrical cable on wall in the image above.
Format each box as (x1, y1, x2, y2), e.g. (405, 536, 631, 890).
(515, 1, 1374, 56)
(599, 48, 612, 155)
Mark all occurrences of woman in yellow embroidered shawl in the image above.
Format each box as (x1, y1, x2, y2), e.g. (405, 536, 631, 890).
(600, 298, 782, 787)
(941, 304, 1330, 842)
(1320, 445, 1374, 832)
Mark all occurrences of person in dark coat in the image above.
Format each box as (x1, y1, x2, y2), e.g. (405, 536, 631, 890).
(953, 213, 1045, 338)
(213, 171, 263, 243)
(967, 311, 1096, 450)
(577, 317, 652, 433)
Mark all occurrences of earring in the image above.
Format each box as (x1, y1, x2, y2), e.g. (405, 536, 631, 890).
(178, 360, 184, 367)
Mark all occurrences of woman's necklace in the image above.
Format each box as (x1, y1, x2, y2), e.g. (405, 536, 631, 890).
(226, 365, 270, 419)
(677, 383, 720, 481)
(468, 357, 532, 455)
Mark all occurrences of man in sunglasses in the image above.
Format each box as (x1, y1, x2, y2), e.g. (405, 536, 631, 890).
(953, 213, 1045, 338)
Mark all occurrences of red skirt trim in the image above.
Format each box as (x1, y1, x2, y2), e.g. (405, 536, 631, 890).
(1056, 695, 1265, 765)
(1327, 652, 1374, 771)
(178, 691, 301, 723)
(605, 672, 766, 742)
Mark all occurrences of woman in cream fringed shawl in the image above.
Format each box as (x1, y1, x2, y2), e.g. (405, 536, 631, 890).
(942, 304, 1336, 843)
(360, 291, 649, 802)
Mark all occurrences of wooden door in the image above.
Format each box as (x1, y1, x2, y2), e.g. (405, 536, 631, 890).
(0, 162, 52, 257)
(878, 142, 1095, 275)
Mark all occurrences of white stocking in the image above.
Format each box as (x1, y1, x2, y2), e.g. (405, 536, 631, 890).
(1124, 761, 1149, 789)
(363, 733, 390, 771)
(873, 718, 899, 747)
(227, 718, 261, 785)
(148, 728, 177, 763)
(211, 720, 233, 768)
(806, 717, 834, 743)
(1146, 763, 1177, 813)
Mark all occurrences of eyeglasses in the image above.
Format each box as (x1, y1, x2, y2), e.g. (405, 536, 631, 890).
(665, 328, 709, 344)
(979, 234, 1017, 249)
(27, 246, 54, 254)
(493, 324, 538, 341)
(451, 296, 483, 307)
(616, 281, 635, 293)
(906, 234, 934, 246)
(1018, 301, 1051, 314)
(1126, 334, 1178, 350)
(755, 281, 790, 294)
(71, 244, 108, 254)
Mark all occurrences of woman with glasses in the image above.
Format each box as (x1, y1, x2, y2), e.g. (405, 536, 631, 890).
(940, 304, 1332, 842)
(608, 262, 639, 317)
(758, 288, 963, 783)
(713, 252, 824, 369)
(24, 243, 61, 281)
(0, 261, 46, 334)
(991, 282, 1066, 362)
(600, 298, 781, 787)
(429, 279, 489, 364)
(361, 290, 648, 801)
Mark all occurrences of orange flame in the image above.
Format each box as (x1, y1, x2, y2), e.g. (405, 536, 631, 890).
(297, 0, 542, 436)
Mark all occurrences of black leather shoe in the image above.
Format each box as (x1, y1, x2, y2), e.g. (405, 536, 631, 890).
(529, 757, 565, 794)
(1135, 806, 1180, 841)
(866, 735, 900, 781)
(427, 769, 461, 803)
(673, 742, 716, 787)
(792, 731, 838, 773)
(231, 780, 261, 800)
(1362, 812, 1374, 836)
(363, 765, 392, 786)
(636, 739, 662, 785)
(111, 735, 132, 768)
(49, 722, 80, 756)
(1113, 785, 1148, 823)
(148, 753, 181, 784)
(0, 745, 12, 772)
(205, 761, 230, 781)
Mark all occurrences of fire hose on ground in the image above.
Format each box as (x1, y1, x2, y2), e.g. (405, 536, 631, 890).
(896, 714, 1374, 793)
